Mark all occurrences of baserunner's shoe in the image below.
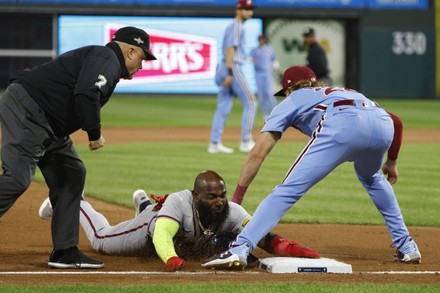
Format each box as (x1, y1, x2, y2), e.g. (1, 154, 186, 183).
(38, 198, 53, 220)
(48, 246, 104, 269)
(132, 189, 151, 216)
(202, 242, 251, 270)
(394, 236, 421, 264)
(39, 191, 85, 220)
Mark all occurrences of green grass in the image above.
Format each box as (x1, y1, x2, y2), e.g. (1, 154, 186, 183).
(4, 95, 440, 291)
(374, 99, 440, 129)
(101, 95, 221, 127)
(31, 95, 440, 227)
(33, 140, 439, 227)
(99, 95, 440, 129)
(32, 95, 440, 226)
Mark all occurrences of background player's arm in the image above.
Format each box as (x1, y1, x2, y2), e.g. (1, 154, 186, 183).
(222, 46, 235, 87)
(152, 218, 187, 271)
(381, 111, 403, 185)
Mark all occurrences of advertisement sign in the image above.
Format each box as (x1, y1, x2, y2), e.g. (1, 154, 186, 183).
(58, 15, 262, 94)
(266, 19, 346, 87)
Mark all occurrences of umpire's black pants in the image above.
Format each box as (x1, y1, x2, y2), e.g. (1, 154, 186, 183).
(0, 83, 85, 250)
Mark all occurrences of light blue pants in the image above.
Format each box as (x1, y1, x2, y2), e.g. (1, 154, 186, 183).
(210, 62, 257, 143)
(236, 104, 411, 250)
(255, 72, 277, 118)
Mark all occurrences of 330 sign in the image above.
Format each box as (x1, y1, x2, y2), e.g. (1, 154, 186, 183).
(392, 32, 426, 56)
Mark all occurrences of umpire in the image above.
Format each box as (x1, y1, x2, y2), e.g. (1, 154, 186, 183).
(0, 26, 156, 268)
(302, 27, 332, 85)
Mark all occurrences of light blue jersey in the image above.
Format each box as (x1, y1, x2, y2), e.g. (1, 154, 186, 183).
(236, 86, 412, 252)
(222, 19, 248, 65)
(250, 44, 275, 72)
(250, 44, 277, 118)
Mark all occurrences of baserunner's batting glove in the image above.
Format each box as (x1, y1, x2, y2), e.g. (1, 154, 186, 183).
(271, 236, 320, 258)
(165, 256, 188, 271)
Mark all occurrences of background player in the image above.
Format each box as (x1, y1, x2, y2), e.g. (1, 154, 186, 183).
(208, 0, 258, 154)
(203, 66, 421, 269)
(39, 170, 320, 271)
(249, 34, 281, 121)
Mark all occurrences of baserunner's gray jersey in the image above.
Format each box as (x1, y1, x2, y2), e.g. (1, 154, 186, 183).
(80, 189, 251, 257)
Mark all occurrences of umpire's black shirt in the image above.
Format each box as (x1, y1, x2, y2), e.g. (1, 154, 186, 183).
(306, 42, 330, 80)
(11, 42, 129, 141)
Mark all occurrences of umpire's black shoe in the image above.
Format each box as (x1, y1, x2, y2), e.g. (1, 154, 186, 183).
(48, 246, 104, 269)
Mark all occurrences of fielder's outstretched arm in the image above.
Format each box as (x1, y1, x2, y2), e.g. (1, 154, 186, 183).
(231, 131, 280, 204)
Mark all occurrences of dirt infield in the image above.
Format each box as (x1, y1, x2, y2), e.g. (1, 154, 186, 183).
(0, 127, 439, 285)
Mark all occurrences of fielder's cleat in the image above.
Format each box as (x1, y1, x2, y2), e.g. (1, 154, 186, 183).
(208, 143, 234, 154)
(394, 236, 421, 264)
(38, 197, 53, 220)
(239, 140, 255, 153)
(202, 242, 251, 270)
(48, 246, 104, 269)
(132, 189, 152, 217)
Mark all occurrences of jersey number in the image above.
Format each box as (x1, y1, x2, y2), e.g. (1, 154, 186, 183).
(95, 74, 107, 89)
(314, 86, 357, 96)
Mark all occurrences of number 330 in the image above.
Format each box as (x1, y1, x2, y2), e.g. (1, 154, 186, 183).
(392, 32, 426, 56)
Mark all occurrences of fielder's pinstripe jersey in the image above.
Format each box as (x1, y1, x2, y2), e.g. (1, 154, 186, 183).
(222, 19, 247, 65)
(262, 87, 372, 137)
(210, 17, 257, 145)
(249, 44, 276, 73)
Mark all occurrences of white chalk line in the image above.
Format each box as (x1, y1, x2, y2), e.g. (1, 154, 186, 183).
(362, 271, 440, 275)
(0, 271, 258, 275)
(0, 271, 438, 275)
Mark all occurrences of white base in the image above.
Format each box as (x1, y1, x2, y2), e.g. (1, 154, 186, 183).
(259, 257, 352, 274)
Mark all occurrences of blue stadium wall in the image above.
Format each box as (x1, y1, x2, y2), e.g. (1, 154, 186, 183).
(0, 0, 435, 98)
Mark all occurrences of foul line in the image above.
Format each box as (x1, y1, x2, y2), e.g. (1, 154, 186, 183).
(362, 271, 440, 275)
(0, 271, 438, 275)
(0, 271, 260, 275)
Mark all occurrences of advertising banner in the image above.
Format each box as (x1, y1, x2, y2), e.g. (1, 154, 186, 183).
(266, 19, 346, 87)
(58, 15, 262, 94)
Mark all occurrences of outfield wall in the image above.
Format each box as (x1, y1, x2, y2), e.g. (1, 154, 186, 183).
(0, 0, 436, 98)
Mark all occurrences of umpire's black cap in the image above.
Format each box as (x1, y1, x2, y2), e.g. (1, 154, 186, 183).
(302, 27, 315, 37)
(112, 26, 157, 60)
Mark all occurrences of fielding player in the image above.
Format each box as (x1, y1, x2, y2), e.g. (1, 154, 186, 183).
(203, 66, 421, 270)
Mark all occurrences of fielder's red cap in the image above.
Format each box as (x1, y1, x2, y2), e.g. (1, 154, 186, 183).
(236, 0, 255, 9)
(274, 66, 317, 97)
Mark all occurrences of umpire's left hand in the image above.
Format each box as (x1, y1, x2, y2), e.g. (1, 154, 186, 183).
(89, 135, 105, 151)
